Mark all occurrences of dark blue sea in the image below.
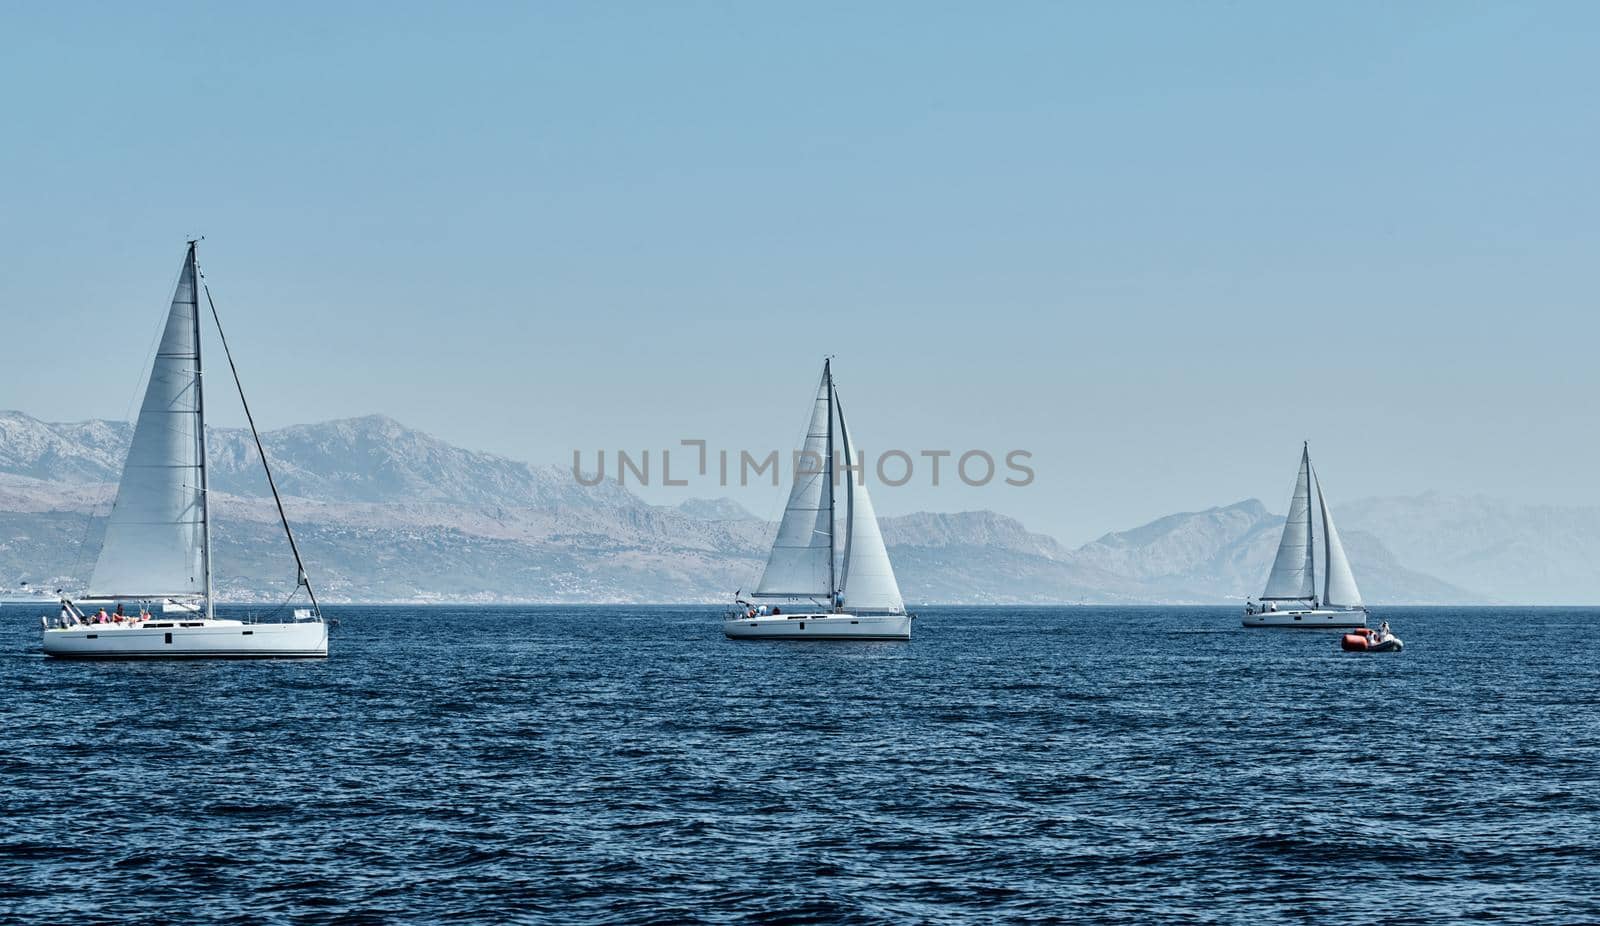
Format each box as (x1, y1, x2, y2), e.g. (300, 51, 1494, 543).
(3, 606, 1598, 924)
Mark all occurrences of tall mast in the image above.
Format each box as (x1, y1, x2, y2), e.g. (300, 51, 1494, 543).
(1303, 442, 1315, 606)
(1314, 466, 1331, 606)
(835, 381, 855, 606)
(824, 359, 836, 611)
(189, 240, 214, 620)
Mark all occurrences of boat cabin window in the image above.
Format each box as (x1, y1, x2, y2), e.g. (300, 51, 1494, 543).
(180, 622, 203, 627)
(146, 623, 174, 628)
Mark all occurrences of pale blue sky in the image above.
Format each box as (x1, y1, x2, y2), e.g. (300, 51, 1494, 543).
(2, 2, 1596, 544)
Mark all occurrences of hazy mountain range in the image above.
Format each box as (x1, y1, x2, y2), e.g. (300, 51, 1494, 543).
(1, 410, 1595, 604)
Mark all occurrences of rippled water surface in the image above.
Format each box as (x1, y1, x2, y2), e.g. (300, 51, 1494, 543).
(3, 605, 1599, 924)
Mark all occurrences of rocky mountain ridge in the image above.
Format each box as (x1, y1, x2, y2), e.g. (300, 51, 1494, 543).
(3, 411, 1584, 603)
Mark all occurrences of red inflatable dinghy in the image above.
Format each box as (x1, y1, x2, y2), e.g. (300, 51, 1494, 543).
(1341, 627, 1403, 653)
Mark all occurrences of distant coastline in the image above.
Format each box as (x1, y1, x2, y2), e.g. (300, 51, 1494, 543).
(6, 411, 1599, 606)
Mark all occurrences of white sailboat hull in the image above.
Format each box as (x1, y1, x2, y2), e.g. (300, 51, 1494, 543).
(723, 612, 911, 641)
(1243, 608, 1366, 629)
(42, 619, 327, 658)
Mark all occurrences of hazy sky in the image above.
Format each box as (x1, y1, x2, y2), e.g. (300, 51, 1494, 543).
(2, 2, 1596, 545)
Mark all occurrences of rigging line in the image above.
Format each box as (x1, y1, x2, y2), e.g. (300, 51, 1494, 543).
(824, 359, 835, 607)
(1303, 445, 1316, 607)
(253, 584, 304, 625)
(189, 245, 213, 621)
(199, 278, 322, 620)
(833, 382, 853, 601)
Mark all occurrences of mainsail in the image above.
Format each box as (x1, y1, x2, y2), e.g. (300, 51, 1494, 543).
(89, 247, 209, 600)
(1261, 444, 1315, 601)
(754, 365, 834, 598)
(1315, 470, 1362, 608)
(834, 395, 904, 613)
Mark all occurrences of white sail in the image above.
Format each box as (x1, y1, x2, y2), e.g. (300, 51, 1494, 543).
(754, 366, 834, 598)
(835, 397, 904, 614)
(89, 251, 208, 599)
(1261, 445, 1314, 600)
(1315, 471, 1362, 608)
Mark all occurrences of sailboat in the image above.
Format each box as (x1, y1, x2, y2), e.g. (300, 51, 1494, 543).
(1243, 442, 1367, 628)
(724, 360, 911, 641)
(41, 242, 328, 658)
